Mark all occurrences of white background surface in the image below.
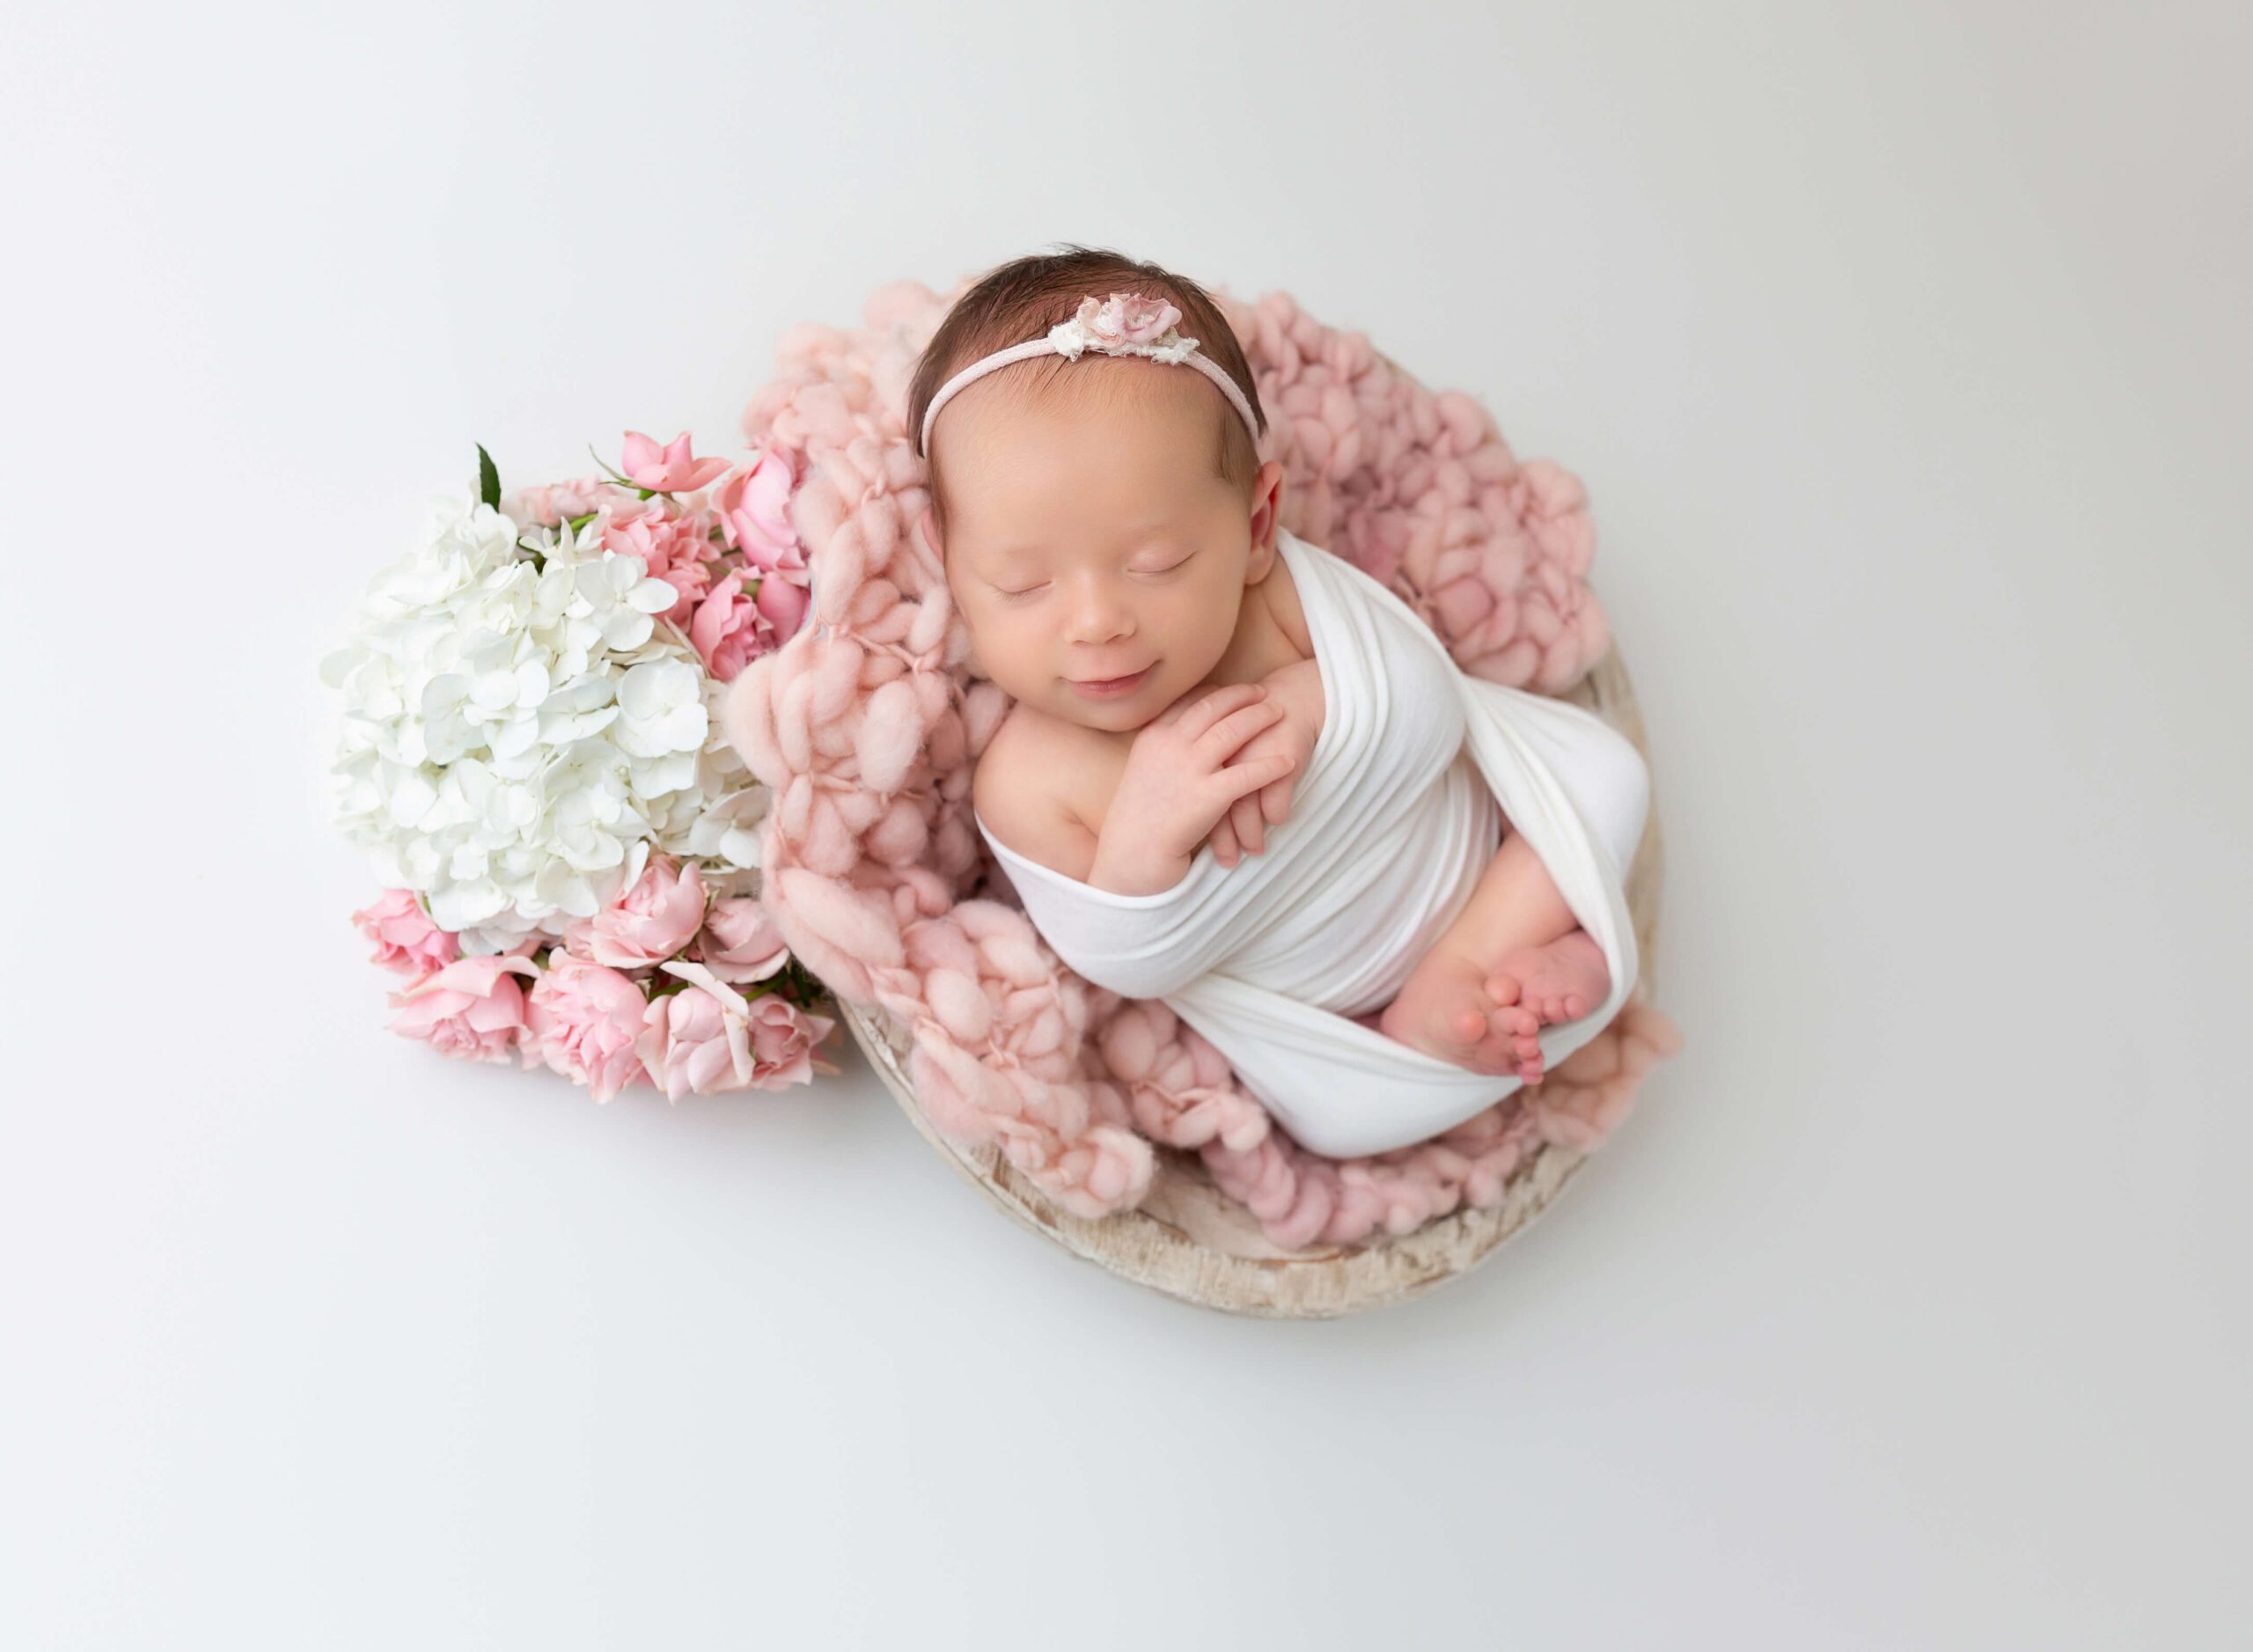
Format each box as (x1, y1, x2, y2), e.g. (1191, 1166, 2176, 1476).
(4, 3, 2246, 1646)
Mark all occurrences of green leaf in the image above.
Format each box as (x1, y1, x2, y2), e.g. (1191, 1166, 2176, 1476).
(475, 444, 501, 511)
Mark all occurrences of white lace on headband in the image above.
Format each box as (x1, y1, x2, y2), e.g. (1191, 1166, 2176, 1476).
(916, 290, 1261, 459)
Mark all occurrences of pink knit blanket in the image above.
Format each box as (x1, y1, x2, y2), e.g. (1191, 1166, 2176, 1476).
(721, 277, 1682, 1249)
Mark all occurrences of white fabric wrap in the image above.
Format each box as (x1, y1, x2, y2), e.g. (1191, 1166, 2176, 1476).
(975, 526, 1651, 1159)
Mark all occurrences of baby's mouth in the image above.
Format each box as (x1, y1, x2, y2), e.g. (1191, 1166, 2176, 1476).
(1068, 664, 1155, 694)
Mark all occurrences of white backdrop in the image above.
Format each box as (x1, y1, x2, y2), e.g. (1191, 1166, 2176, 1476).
(4, 3, 2246, 1646)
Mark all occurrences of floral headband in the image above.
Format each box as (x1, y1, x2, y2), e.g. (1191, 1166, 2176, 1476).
(916, 290, 1261, 459)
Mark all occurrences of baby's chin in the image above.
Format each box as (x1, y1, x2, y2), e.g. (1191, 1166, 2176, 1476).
(1040, 687, 1158, 732)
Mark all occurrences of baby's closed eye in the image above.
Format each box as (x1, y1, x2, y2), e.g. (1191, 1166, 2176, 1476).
(994, 550, 1193, 600)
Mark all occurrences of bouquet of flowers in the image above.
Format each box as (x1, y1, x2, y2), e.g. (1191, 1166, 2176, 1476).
(319, 430, 840, 1101)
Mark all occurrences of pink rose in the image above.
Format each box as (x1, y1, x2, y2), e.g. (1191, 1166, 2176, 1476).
(687, 570, 776, 683)
(755, 569, 810, 646)
(715, 477, 813, 650)
(744, 993, 840, 1089)
(387, 952, 539, 1064)
(712, 447, 798, 562)
(694, 898, 789, 984)
(352, 888, 459, 978)
(603, 499, 719, 624)
(583, 855, 706, 969)
(621, 430, 730, 494)
(525, 953, 649, 1102)
(548, 912, 595, 959)
(738, 528, 810, 587)
(514, 476, 627, 526)
(711, 452, 812, 642)
(634, 960, 761, 1101)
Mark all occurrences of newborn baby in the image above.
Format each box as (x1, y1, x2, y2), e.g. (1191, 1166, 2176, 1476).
(910, 263, 1640, 1090)
(906, 251, 1648, 1154)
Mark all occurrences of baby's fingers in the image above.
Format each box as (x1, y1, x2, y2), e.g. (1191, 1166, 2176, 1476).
(1193, 699, 1284, 758)
(1227, 791, 1266, 857)
(1165, 680, 1264, 733)
(1213, 751, 1297, 804)
(1207, 816, 1242, 867)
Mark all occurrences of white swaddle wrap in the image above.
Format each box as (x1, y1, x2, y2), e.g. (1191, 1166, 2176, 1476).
(974, 525, 1651, 1159)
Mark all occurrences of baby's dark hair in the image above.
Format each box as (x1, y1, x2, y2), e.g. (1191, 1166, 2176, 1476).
(906, 243, 1268, 540)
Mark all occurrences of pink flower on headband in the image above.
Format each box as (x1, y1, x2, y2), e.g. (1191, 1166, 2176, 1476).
(1080, 292, 1183, 347)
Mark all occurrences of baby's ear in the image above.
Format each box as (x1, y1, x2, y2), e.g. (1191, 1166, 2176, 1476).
(919, 504, 945, 564)
(1248, 459, 1284, 552)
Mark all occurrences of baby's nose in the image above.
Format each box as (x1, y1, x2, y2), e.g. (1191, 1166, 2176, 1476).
(1067, 587, 1135, 642)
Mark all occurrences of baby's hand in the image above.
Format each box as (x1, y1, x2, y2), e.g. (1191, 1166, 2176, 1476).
(1087, 683, 1296, 896)
(1205, 659, 1325, 868)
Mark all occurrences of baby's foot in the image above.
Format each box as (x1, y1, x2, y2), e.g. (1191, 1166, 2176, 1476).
(1376, 949, 1544, 1078)
(1483, 929, 1610, 1085)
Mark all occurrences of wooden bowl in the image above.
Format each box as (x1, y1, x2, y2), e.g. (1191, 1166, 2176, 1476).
(838, 642, 1665, 1318)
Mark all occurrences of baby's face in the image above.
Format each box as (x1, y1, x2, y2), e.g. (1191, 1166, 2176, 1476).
(929, 368, 1264, 734)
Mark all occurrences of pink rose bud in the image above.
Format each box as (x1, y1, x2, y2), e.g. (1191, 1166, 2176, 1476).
(513, 477, 620, 526)
(387, 952, 539, 1064)
(601, 498, 718, 624)
(634, 961, 760, 1101)
(525, 953, 649, 1103)
(688, 571, 774, 683)
(755, 573, 810, 647)
(743, 995, 841, 1090)
(620, 430, 731, 494)
(352, 888, 460, 978)
(695, 898, 789, 984)
(713, 447, 799, 561)
(585, 856, 707, 970)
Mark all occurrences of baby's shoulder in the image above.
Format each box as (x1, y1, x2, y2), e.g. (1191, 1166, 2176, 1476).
(972, 703, 1107, 877)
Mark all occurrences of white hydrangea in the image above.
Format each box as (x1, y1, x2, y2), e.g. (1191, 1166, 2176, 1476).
(321, 495, 767, 954)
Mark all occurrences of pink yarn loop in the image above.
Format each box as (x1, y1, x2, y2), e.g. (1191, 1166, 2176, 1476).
(723, 277, 1679, 1248)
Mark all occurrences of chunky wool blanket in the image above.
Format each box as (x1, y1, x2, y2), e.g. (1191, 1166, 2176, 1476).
(975, 524, 1650, 1161)
(722, 278, 1683, 1250)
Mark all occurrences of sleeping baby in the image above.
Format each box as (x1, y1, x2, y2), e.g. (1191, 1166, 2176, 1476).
(908, 249, 1650, 1159)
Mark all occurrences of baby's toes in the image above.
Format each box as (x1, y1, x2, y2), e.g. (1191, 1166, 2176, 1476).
(1484, 973, 1523, 1008)
(1487, 1002, 1537, 1046)
(1491, 1006, 1544, 1079)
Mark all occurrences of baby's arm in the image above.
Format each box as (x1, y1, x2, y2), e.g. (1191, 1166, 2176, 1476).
(1255, 657, 1325, 745)
(973, 748, 1098, 886)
